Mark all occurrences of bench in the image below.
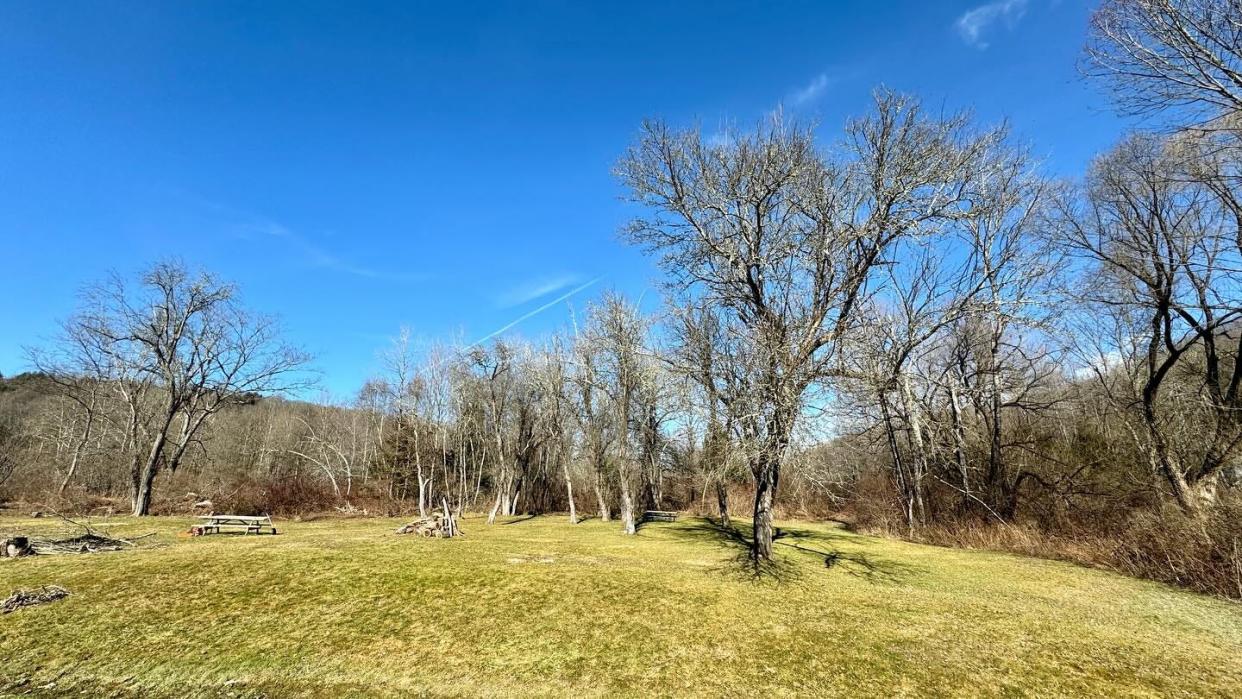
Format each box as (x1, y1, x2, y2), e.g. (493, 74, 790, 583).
(193, 514, 276, 536)
(642, 510, 678, 523)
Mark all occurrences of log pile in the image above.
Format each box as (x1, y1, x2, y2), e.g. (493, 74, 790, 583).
(395, 500, 462, 538)
(2, 585, 70, 614)
(395, 513, 458, 537)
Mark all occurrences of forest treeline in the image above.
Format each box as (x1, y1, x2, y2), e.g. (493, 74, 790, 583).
(2, 0, 1240, 596)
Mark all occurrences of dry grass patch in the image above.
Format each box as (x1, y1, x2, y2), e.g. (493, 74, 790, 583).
(1, 514, 1239, 697)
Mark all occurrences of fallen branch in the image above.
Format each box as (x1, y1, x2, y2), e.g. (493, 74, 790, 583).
(47, 509, 104, 537)
(2, 585, 69, 613)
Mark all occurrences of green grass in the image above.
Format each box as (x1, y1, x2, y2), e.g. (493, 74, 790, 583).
(1, 514, 1239, 698)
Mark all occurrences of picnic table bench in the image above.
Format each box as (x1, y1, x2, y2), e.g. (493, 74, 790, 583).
(194, 514, 276, 536)
(642, 510, 678, 523)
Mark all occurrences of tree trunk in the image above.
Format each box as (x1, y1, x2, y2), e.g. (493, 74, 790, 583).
(562, 458, 578, 524)
(1142, 376, 1202, 514)
(508, 470, 524, 515)
(715, 478, 730, 528)
(752, 459, 777, 561)
(487, 474, 504, 525)
(131, 430, 167, 516)
(879, 393, 915, 533)
(985, 345, 1006, 512)
(899, 375, 928, 526)
(594, 464, 610, 521)
(59, 409, 94, 497)
(948, 381, 971, 506)
(132, 464, 156, 517)
(416, 470, 427, 517)
(618, 469, 636, 535)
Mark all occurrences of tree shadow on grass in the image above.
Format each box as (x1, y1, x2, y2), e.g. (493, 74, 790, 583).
(666, 518, 800, 582)
(669, 518, 922, 585)
(500, 514, 537, 525)
(634, 517, 669, 533)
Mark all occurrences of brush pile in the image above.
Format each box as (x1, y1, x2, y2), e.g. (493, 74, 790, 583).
(3, 532, 138, 556)
(40, 533, 136, 554)
(2, 511, 153, 558)
(2, 585, 70, 613)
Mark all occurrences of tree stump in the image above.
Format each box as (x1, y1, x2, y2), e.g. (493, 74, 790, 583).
(1, 537, 35, 558)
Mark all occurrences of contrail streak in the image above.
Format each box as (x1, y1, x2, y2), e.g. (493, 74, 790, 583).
(472, 275, 604, 346)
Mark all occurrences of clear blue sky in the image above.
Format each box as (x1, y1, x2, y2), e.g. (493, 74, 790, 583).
(0, 0, 1124, 398)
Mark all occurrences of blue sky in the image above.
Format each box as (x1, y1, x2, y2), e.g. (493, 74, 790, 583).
(0, 0, 1125, 397)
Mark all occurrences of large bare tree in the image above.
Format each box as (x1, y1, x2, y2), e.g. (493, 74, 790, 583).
(50, 261, 310, 515)
(617, 92, 1012, 560)
(1055, 132, 1242, 512)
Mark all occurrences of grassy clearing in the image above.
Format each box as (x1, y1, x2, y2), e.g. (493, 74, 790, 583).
(1, 514, 1239, 698)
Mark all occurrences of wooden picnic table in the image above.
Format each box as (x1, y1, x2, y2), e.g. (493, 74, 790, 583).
(642, 510, 678, 523)
(194, 514, 276, 535)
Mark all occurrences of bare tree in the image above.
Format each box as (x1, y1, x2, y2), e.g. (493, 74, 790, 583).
(1085, 0, 1242, 125)
(1054, 132, 1242, 512)
(473, 341, 518, 524)
(618, 92, 1014, 560)
(584, 292, 649, 535)
(28, 325, 116, 497)
(533, 336, 579, 524)
(49, 261, 311, 515)
(572, 322, 613, 521)
(670, 301, 741, 526)
(287, 401, 371, 504)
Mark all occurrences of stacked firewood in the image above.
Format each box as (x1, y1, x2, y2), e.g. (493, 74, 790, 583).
(395, 501, 462, 538)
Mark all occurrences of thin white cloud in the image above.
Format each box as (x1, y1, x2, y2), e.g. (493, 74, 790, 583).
(495, 274, 581, 308)
(474, 276, 604, 346)
(955, 0, 1028, 49)
(787, 73, 832, 107)
(164, 190, 423, 283)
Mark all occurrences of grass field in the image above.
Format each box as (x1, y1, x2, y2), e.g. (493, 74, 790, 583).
(1, 514, 1240, 698)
